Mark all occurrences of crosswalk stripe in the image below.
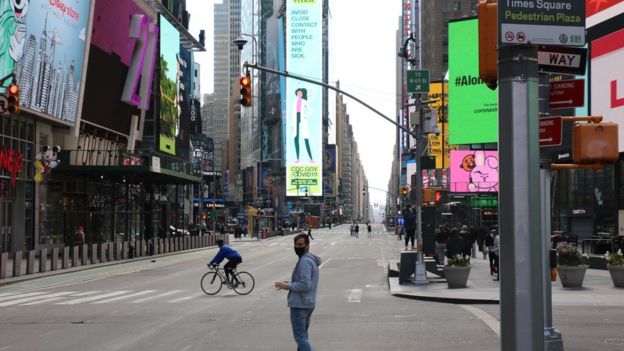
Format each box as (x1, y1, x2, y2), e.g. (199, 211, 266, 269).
(0, 292, 20, 298)
(56, 291, 131, 305)
(71, 291, 102, 297)
(168, 296, 195, 303)
(0, 292, 47, 303)
(348, 289, 363, 303)
(21, 296, 67, 306)
(93, 290, 157, 304)
(0, 292, 75, 307)
(132, 290, 184, 303)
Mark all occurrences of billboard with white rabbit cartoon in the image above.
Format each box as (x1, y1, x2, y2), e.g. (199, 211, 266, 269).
(450, 150, 498, 193)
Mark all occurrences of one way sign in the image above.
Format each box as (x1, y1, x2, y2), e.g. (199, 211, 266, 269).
(537, 46, 587, 75)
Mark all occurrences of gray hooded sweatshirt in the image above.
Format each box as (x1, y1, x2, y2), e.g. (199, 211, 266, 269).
(287, 252, 321, 309)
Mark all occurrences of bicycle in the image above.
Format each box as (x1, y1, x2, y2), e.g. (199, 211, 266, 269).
(201, 265, 255, 295)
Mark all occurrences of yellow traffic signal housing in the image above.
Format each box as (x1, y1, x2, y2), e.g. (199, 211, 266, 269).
(240, 75, 252, 107)
(7, 83, 20, 114)
(478, 0, 498, 90)
(422, 188, 434, 203)
(400, 186, 409, 197)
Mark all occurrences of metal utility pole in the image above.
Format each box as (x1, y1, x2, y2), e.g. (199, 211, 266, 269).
(498, 44, 545, 351)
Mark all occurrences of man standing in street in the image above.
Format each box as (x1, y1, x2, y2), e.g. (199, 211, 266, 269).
(275, 234, 321, 351)
(403, 205, 416, 250)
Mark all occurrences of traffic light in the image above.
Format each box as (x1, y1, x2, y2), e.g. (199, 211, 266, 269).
(362, 186, 367, 196)
(478, 0, 498, 90)
(422, 188, 434, 203)
(400, 186, 409, 197)
(239, 74, 252, 107)
(7, 83, 20, 114)
(434, 190, 448, 204)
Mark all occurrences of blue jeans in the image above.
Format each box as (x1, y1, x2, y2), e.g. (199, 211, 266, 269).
(290, 307, 314, 351)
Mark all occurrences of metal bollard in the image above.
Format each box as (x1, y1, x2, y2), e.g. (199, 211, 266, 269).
(51, 248, 59, 271)
(91, 244, 98, 264)
(62, 247, 70, 269)
(39, 248, 47, 273)
(27, 250, 35, 274)
(13, 251, 22, 277)
(72, 246, 79, 267)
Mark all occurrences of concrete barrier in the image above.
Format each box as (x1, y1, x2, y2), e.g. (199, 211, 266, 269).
(91, 244, 98, 264)
(99, 243, 107, 263)
(13, 251, 22, 277)
(0, 252, 6, 279)
(39, 248, 47, 273)
(72, 246, 79, 267)
(27, 250, 35, 274)
(62, 247, 70, 269)
(51, 248, 59, 271)
(107, 242, 114, 261)
(81, 244, 88, 265)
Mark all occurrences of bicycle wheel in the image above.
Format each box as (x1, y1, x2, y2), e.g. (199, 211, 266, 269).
(201, 272, 223, 295)
(232, 271, 255, 295)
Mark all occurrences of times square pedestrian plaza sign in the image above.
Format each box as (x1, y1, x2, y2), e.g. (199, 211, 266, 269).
(500, 0, 585, 47)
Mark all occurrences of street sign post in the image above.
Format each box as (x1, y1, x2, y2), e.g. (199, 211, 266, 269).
(499, 1, 585, 46)
(407, 70, 430, 93)
(539, 116, 563, 147)
(537, 46, 587, 75)
(0, 94, 9, 114)
(549, 79, 584, 109)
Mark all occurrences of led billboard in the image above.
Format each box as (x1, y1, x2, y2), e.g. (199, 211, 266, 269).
(323, 145, 336, 197)
(285, 0, 322, 197)
(450, 150, 499, 193)
(591, 28, 624, 152)
(448, 18, 498, 145)
(159, 15, 180, 155)
(425, 82, 457, 168)
(11, 0, 93, 124)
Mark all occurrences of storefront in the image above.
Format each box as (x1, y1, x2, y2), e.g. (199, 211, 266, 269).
(0, 114, 35, 253)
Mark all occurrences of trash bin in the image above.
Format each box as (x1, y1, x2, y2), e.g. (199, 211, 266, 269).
(261, 228, 267, 239)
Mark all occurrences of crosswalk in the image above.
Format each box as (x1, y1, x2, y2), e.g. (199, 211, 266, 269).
(0, 289, 203, 307)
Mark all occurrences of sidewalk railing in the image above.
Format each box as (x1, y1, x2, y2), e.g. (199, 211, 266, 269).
(0, 233, 228, 281)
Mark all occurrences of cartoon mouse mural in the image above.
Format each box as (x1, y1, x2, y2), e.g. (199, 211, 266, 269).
(34, 145, 61, 183)
(0, 0, 29, 86)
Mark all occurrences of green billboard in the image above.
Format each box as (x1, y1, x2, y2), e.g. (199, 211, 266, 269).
(448, 18, 498, 145)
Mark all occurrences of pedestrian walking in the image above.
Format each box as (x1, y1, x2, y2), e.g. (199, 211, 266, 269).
(403, 205, 416, 250)
(307, 223, 314, 240)
(73, 226, 86, 246)
(350, 222, 355, 237)
(434, 225, 448, 265)
(275, 234, 321, 351)
(485, 229, 498, 276)
(492, 230, 500, 281)
(354, 223, 359, 238)
(367, 223, 372, 238)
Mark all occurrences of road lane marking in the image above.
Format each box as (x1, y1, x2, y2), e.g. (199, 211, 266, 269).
(348, 289, 362, 302)
(319, 257, 332, 269)
(71, 291, 102, 297)
(21, 297, 67, 306)
(56, 291, 131, 305)
(0, 292, 47, 303)
(0, 292, 75, 307)
(0, 292, 19, 298)
(132, 290, 184, 303)
(168, 295, 195, 303)
(93, 290, 157, 304)
(460, 305, 500, 337)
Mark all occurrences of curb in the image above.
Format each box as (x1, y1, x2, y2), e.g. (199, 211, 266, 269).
(387, 274, 500, 305)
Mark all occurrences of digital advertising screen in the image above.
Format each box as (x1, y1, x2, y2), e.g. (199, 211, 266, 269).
(448, 18, 498, 145)
(449, 150, 499, 193)
(12, 0, 93, 124)
(587, 0, 624, 28)
(591, 28, 624, 152)
(322, 145, 336, 197)
(285, 0, 323, 197)
(425, 82, 456, 168)
(158, 15, 180, 155)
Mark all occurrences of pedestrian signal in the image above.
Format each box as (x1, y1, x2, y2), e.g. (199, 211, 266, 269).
(240, 75, 252, 107)
(434, 190, 448, 204)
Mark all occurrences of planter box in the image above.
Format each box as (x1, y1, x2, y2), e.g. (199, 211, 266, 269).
(443, 265, 471, 289)
(607, 265, 624, 288)
(558, 265, 587, 288)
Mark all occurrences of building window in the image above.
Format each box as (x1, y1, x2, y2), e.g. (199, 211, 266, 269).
(443, 36, 448, 46)
(443, 54, 448, 64)
(454, 1, 461, 11)
(441, 1, 451, 12)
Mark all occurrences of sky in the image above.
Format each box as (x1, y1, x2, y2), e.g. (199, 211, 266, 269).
(186, 0, 401, 208)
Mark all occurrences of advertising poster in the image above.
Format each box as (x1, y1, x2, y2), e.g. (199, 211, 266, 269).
(11, 0, 93, 123)
(425, 82, 457, 168)
(159, 15, 179, 155)
(258, 164, 278, 206)
(587, 0, 624, 28)
(449, 150, 499, 193)
(285, 0, 322, 196)
(323, 145, 336, 197)
(82, 0, 155, 135)
(448, 18, 498, 145)
(591, 28, 624, 152)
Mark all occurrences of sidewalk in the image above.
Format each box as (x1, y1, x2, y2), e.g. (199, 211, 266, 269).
(389, 254, 624, 306)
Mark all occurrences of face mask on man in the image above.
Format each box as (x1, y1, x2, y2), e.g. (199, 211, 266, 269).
(294, 247, 306, 257)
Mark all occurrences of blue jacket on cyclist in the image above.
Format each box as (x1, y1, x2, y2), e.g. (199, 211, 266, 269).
(209, 242, 242, 266)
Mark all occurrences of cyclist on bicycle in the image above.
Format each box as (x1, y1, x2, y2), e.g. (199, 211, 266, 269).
(208, 239, 242, 284)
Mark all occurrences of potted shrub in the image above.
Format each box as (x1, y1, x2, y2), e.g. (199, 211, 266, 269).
(604, 250, 624, 288)
(443, 254, 471, 289)
(557, 244, 588, 288)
